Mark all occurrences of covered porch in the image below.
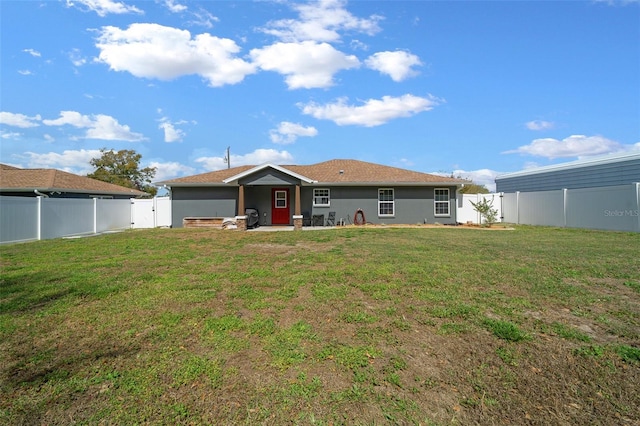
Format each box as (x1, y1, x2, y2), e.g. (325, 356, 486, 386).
(225, 164, 317, 230)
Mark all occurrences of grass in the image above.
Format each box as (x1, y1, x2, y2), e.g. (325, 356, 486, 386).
(1, 225, 639, 425)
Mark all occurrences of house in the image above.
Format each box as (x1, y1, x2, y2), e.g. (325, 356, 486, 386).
(157, 159, 467, 229)
(0, 164, 147, 199)
(495, 152, 640, 193)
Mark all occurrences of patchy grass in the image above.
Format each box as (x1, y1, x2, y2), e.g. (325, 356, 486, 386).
(1, 226, 639, 425)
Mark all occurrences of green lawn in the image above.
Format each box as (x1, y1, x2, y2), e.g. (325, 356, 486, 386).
(1, 226, 639, 425)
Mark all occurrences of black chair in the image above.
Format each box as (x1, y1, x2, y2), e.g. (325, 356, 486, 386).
(326, 211, 336, 226)
(302, 211, 312, 227)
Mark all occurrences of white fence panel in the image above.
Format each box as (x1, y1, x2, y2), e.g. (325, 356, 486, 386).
(41, 198, 94, 240)
(96, 198, 132, 232)
(0, 196, 39, 243)
(567, 184, 639, 232)
(456, 193, 502, 224)
(155, 197, 172, 227)
(501, 193, 518, 224)
(518, 190, 565, 227)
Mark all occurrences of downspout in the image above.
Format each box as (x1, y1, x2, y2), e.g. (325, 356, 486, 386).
(34, 189, 49, 197)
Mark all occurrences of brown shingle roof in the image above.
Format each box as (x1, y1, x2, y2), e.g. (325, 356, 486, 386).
(0, 167, 147, 196)
(159, 159, 466, 185)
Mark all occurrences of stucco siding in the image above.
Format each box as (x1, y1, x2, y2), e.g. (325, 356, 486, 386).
(171, 187, 237, 228)
(308, 186, 457, 225)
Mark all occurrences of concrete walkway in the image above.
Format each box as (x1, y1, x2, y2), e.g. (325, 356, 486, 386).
(247, 226, 335, 232)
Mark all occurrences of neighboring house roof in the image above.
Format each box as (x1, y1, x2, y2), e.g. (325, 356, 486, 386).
(158, 159, 466, 187)
(0, 165, 147, 197)
(495, 151, 640, 180)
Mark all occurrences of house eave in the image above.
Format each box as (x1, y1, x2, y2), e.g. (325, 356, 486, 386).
(310, 181, 465, 187)
(1, 187, 145, 196)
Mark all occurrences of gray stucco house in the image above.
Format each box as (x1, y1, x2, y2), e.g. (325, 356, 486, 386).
(157, 159, 467, 229)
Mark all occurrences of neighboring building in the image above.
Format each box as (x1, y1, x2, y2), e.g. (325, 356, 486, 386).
(495, 152, 640, 193)
(157, 159, 467, 228)
(0, 164, 147, 199)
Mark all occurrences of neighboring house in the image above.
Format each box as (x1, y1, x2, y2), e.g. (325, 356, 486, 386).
(495, 152, 640, 193)
(0, 164, 147, 199)
(157, 159, 467, 229)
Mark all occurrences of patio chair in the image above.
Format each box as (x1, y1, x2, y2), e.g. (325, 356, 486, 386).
(326, 211, 336, 226)
(302, 211, 312, 227)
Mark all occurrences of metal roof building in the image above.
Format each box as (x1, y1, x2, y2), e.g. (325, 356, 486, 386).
(495, 152, 640, 193)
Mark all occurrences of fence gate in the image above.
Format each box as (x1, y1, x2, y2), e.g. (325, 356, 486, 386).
(131, 199, 155, 228)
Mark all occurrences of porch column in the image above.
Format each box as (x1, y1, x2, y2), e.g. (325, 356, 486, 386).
(293, 184, 303, 230)
(294, 184, 301, 216)
(235, 184, 247, 231)
(238, 184, 245, 215)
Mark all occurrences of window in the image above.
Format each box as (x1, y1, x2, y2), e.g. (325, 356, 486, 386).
(313, 188, 330, 207)
(275, 190, 287, 208)
(378, 188, 394, 216)
(434, 188, 450, 216)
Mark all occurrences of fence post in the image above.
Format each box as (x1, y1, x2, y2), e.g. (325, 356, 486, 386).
(563, 188, 568, 228)
(36, 196, 42, 240)
(93, 198, 98, 234)
(636, 182, 640, 233)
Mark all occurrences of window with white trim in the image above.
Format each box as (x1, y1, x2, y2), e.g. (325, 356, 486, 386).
(378, 188, 394, 216)
(434, 188, 450, 216)
(313, 188, 330, 207)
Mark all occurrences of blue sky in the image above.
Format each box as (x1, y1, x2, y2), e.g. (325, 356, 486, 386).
(1, 0, 638, 191)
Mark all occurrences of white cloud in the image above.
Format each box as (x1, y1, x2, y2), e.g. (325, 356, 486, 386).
(0, 112, 41, 128)
(260, 0, 383, 43)
(1, 130, 22, 139)
(270, 121, 318, 144)
(66, 0, 142, 17)
(42, 111, 145, 141)
(503, 134, 628, 159)
(42, 111, 94, 127)
(158, 121, 185, 143)
(186, 8, 219, 29)
(149, 161, 195, 181)
(21, 149, 102, 174)
(95, 23, 256, 87)
(23, 48, 41, 57)
(525, 120, 555, 131)
(299, 94, 442, 127)
(365, 51, 422, 82)
(69, 48, 87, 67)
(195, 148, 294, 171)
(250, 41, 360, 89)
(163, 0, 186, 13)
(18, 70, 34, 76)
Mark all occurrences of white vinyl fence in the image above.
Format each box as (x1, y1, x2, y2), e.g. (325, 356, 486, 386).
(456, 193, 503, 225)
(0, 196, 171, 244)
(501, 183, 640, 232)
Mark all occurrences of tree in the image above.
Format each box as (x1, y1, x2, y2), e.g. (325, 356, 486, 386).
(458, 183, 490, 194)
(88, 148, 157, 196)
(470, 197, 499, 227)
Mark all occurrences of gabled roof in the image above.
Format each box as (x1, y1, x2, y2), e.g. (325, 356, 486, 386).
(0, 165, 147, 196)
(223, 163, 316, 184)
(157, 159, 466, 187)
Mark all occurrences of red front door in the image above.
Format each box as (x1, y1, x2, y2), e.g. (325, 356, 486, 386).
(271, 188, 290, 225)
